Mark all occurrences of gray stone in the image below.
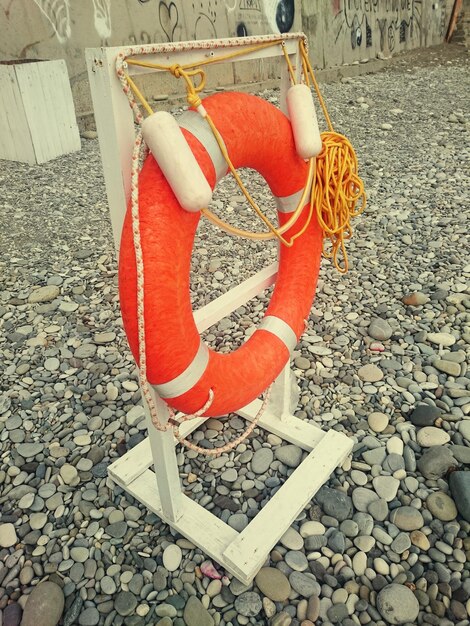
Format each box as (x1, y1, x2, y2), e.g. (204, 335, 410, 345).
(358, 363, 383, 382)
(183, 596, 214, 626)
(255, 567, 291, 602)
(289, 571, 320, 597)
(270, 611, 292, 626)
(17, 442, 44, 457)
(368, 411, 389, 433)
(449, 471, 470, 522)
(352, 487, 379, 513)
(70, 547, 89, 563)
(3, 603, 22, 626)
(74, 344, 97, 359)
(328, 603, 349, 624)
(417, 446, 457, 479)
(274, 445, 303, 468)
(340, 519, 359, 537)
(162, 544, 182, 571)
(434, 359, 460, 376)
(389, 506, 424, 531)
(234, 592, 262, 617)
(94, 332, 116, 343)
(383, 453, 405, 473)
(391, 532, 411, 554)
(459, 420, 470, 442)
(409, 404, 441, 427)
(221, 468, 238, 482)
(315, 486, 353, 521)
(228, 513, 249, 531)
(362, 447, 387, 465)
(106, 521, 127, 539)
(21, 582, 64, 626)
(69, 563, 84, 583)
(368, 318, 393, 341)
(78, 607, 100, 626)
(114, 591, 138, 617)
(426, 491, 458, 521)
(60, 464, 78, 485)
(155, 604, 177, 618)
(417, 427, 450, 447)
(305, 535, 327, 550)
(251, 447, 273, 474)
(328, 530, 345, 554)
(451, 445, 470, 464)
(377, 584, 419, 624)
(294, 356, 311, 370)
(285, 550, 308, 571)
(28, 285, 60, 303)
(280, 527, 303, 550)
(44, 357, 60, 371)
(0, 523, 18, 548)
(372, 476, 399, 502)
(101, 575, 117, 595)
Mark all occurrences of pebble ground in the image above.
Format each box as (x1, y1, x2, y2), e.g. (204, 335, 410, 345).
(0, 44, 469, 626)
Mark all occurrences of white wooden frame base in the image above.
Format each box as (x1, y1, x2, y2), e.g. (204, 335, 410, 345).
(108, 264, 353, 585)
(109, 426, 351, 585)
(87, 34, 353, 585)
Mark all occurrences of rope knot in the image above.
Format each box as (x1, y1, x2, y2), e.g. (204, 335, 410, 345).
(187, 93, 202, 109)
(170, 64, 183, 78)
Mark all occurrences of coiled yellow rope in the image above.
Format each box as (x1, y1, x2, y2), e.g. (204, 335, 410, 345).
(298, 40, 366, 273)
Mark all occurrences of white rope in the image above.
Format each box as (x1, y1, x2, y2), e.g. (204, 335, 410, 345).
(129, 129, 169, 431)
(171, 385, 272, 457)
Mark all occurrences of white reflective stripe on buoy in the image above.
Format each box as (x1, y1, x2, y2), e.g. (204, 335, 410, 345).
(178, 110, 228, 184)
(274, 178, 312, 214)
(141, 111, 212, 212)
(154, 341, 209, 399)
(287, 84, 322, 159)
(259, 315, 298, 353)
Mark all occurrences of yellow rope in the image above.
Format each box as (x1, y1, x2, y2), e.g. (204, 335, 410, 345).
(298, 40, 366, 272)
(121, 37, 366, 272)
(202, 157, 315, 244)
(280, 41, 297, 84)
(124, 73, 153, 116)
(126, 43, 315, 247)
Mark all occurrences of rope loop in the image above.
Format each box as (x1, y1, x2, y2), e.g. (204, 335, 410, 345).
(172, 386, 272, 457)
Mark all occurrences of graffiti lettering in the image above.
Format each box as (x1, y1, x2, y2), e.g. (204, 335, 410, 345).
(122, 0, 296, 43)
(377, 17, 387, 50)
(239, 0, 261, 10)
(276, 0, 295, 33)
(33, 0, 71, 43)
(158, 1, 180, 41)
(92, 0, 112, 40)
(333, 0, 422, 52)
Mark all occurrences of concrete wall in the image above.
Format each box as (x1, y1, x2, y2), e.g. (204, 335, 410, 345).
(1, 0, 302, 118)
(0, 0, 453, 121)
(304, 0, 454, 68)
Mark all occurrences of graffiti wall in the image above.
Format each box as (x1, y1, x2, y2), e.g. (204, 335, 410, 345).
(0, 0, 451, 118)
(304, 0, 452, 68)
(0, 0, 300, 115)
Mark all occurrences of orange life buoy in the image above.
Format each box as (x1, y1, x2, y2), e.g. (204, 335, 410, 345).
(119, 91, 323, 417)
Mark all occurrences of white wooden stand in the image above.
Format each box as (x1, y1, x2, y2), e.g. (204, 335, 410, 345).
(85, 34, 353, 585)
